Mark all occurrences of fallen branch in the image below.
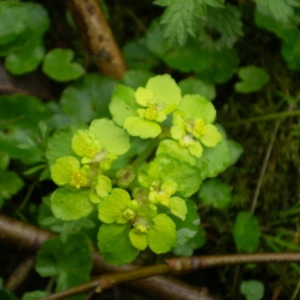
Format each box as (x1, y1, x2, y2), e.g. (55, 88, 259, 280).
(39, 250, 300, 300)
(0, 214, 218, 300)
(67, 0, 126, 79)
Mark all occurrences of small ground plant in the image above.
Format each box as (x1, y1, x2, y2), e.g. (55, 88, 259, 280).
(1, 0, 300, 300)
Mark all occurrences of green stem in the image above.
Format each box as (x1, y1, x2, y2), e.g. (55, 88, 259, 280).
(131, 139, 159, 168)
(225, 109, 300, 126)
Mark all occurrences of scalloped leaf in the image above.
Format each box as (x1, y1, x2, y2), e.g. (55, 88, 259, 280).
(50, 187, 93, 221)
(109, 84, 139, 126)
(198, 178, 232, 209)
(89, 118, 130, 155)
(5, 38, 44, 74)
(98, 223, 139, 265)
(42, 48, 84, 82)
(148, 214, 176, 253)
(233, 211, 261, 253)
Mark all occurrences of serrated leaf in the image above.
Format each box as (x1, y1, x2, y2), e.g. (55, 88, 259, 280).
(198, 178, 232, 209)
(169, 197, 187, 220)
(98, 223, 139, 265)
(35, 234, 92, 298)
(240, 280, 264, 300)
(50, 187, 93, 221)
(43, 48, 85, 82)
(206, 5, 243, 48)
(235, 66, 269, 93)
(254, 0, 300, 24)
(60, 73, 116, 123)
(233, 211, 261, 253)
(148, 214, 176, 253)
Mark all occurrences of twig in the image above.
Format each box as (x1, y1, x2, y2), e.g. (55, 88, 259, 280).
(67, 0, 126, 79)
(0, 214, 218, 300)
(40, 252, 300, 300)
(4, 256, 35, 291)
(225, 109, 300, 126)
(250, 121, 280, 213)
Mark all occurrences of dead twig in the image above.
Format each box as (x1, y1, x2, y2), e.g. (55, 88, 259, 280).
(67, 0, 126, 79)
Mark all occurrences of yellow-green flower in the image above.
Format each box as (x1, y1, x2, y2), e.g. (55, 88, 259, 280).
(50, 156, 90, 189)
(171, 94, 222, 158)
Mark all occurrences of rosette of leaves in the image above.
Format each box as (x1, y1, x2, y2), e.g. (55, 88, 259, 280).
(157, 94, 222, 165)
(109, 74, 182, 138)
(97, 188, 177, 265)
(48, 118, 130, 221)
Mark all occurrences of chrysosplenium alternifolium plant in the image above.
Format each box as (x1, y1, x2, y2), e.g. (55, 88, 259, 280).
(47, 74, 226, 265)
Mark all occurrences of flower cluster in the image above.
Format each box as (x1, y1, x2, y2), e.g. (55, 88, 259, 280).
(48, 74, 226, 265)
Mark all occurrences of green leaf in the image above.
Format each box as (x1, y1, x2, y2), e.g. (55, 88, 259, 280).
(98, 188, 131, 223)
(89, 118, 130, 155)
(227, 139, 244, 166)
(0, 94, 51, 130)
(148, 214, 176, 253)
(98, 223, 140, 265)
(198, 178, 232, 209)
(0, 152, 9, 171)
(254, 0, 300, 24)
(0, 171, 24, 208)
(50, 187, 93, 221)
(235, 66, 269, 93)
(240, 280, 264, 300)
(42, 48, 85, 82)
(196, 134, 231, 178)
(179, 77, 216, 100)
(22, 291, 49, 300)
(233, 211, 261, 253)
(23, 2, 50, 37)
(5, 38, 44, 74)
(206, 5, 243, 49)
(46, 123, 86, 164)
(124, 116, 162, 138)
(173, 226, 206, 256)
(60, 73, 116, 123)
(172, 200, 200, 247)
(123, 37, 160, 69)
(281, 29, 300, 70)
(109, 84, 139, 126)
(0, 2, 27, 45)
(122, 70, 154, 89)
(36, 234, 92, 298)
(169, 197, 187, 220)
(157, 0, 224, 45)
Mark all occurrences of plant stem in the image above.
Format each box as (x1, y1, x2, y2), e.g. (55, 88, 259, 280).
(0, 214, 216, 300)
(225, 109, 300, 126)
